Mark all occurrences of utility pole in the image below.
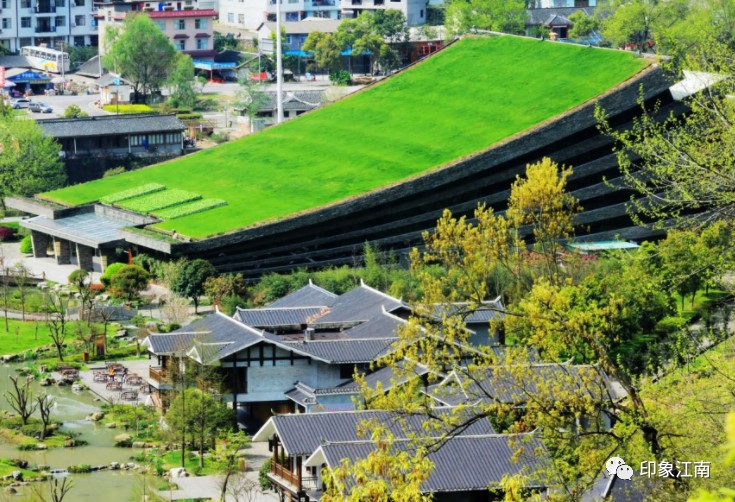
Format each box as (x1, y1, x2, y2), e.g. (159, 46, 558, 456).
(275, 0, 284, 123)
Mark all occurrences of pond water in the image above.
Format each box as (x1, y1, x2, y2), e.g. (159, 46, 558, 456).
(0, 364, 146, 502)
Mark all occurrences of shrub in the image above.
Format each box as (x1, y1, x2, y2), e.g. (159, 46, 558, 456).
(102, 104, 155, 114)
(64, 104, 88, 118)
(0, 226, 14, 241)
(110, 265, 150, 301)
(210, 132, 230, 144)
(176, 113, 203, 120)
(20, 235, 33, 254)
(329, 70, 351, 86)
(655, 315, 687, 335)
(68, 464, 92, 473)
(101, 262, 126, 287)
(104, 167, 127, 177)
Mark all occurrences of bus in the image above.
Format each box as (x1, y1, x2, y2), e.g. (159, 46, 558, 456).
(20, 46, 70, 74)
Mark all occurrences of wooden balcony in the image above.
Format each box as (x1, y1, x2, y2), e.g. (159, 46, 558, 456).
(270, 461, 318, 492)
(149, 366, 169, 384)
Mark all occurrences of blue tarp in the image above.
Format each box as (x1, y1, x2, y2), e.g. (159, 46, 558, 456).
(192, 60, 237, 70)
(283, 48, 371, 57)
(9, 71, 50, 82)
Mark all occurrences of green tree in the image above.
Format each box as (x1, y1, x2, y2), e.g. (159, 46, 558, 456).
(596, 36, 735, 225)
(445, 0, 526, 36)
(234, 77, 269, 133)
(203, 273, 247, 309)
(216, 431, 251, 501)
(596, 0, 688, 52)
(303, 32, 342, 74)
(0, 114, 66, 208)
(103, 13, 177, 103)
(172, 259, 217, 313)
(658, 230, 703, 310)
(568, 11, 599, 39)
(167, 52, 198, 109)
(165, 388, 234, 469)
(335, 11, 402, 75)
(109, 264, 150, 302)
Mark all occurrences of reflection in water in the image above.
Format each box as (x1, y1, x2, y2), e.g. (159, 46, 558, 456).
(1, 364, 143, 501)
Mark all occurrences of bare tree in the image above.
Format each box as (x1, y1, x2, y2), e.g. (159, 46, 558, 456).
(44, 291, 70, 362)
(13, 262, 30, 321)
(31, 477, 74, 502)
(36, 394, 55, 440)
(5, 375, 38, 425)
(68, 269, 95, 324)
(225, 473, 261, 502)
(162, 294, 189, 326)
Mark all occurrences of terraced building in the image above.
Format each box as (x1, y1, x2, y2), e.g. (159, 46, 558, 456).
(8, 35, 684, 277)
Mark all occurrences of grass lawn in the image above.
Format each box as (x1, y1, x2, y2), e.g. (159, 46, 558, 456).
(0, 319, 55, 355)
(43, 36, 648, 239)
(674, 288, 730, 321)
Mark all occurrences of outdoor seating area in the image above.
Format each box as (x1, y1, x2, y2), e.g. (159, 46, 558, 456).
(78, 360, 152, 406)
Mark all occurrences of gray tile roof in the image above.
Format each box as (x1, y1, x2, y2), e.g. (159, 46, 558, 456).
(428, 364, 622, 406)
(267, 281, 338, 308)
(0, 55, 32, 69)
(258, 90, 327, 113)
(315, 434, 549, 492)
(331, 360, 432, 395)
(527, 6, 595, 25)
(342, 311, 404, 339)
(259, 410, 497, 456)
(37, 114, 185, 139)
(233, 306, 328, 328)
(76, 55, 102, 77)
(313, 284, 403, 327)
(149, 312, 264, 360)
(96, 73, 132, 87)
(147, 332, 199, 355)
(281, 337, 397, 364)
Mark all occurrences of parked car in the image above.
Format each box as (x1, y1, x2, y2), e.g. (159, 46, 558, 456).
(29, 102, 53, 113)
(10, 98, 31, 109)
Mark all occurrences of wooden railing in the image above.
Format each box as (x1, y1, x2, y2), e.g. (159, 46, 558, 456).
(271, 461, 299, 487)
(149, 366, 168, 383)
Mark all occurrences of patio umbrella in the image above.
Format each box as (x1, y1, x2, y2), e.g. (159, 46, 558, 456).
(51, 76, 66, 84)
(3, 81, 15, 87)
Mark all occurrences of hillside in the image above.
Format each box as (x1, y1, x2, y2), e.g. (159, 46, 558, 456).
(43, 36, 648, 239)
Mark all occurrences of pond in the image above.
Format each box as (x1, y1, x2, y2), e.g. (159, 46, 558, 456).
(0, 364, 146, 502)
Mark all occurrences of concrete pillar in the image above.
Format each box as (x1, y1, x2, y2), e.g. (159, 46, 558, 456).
(30, 230, 50, 258)
(76, 244, 94, 272)
(53, 238, 71, 265)
(99, 249, 115, 272)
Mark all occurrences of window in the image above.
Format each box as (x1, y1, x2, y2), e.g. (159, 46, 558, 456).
(154, 20, 166, 29)
(21, 0, 31, 8)
(57, 0, 66, 7)
(73, 0, 84, 5)
(21, 17, 32, 28)
(194, 18, 207, 28)
(74, 35, 84, 46)
(177, 39, 185, 50)
(419, 8, 423, 17)
(1, 0, 8, 8)
(176, 19, 185, 29)
(227, 12, 234, 22)
(55, 16, 66, 27)
(74, 15, 85, 26)
(340, 364, 355, 379)
(237, 13, 244, 23)
(1, 18, 10, 29)
(196, 37, 207, 49)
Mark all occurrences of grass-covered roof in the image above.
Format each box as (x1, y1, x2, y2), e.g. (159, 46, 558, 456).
(43, 36, 648, 239)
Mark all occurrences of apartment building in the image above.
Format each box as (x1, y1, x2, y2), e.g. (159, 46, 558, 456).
(340, 0, 425, 25)
(219, 0, 340, 31)
(95, 0, 216, 58)
(0, 0, 98, 53)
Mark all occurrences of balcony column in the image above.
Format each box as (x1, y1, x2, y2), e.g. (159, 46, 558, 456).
(76, 243, 94, 272)
(53, 237, 71, 265)
(297, 456, 302, 491)
(30, 230, 51, 258)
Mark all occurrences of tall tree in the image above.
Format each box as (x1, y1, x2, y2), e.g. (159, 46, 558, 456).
(302, 32, 342, 74)
(110, 264, 150, 302)
(167, 52, 199, 109)
(172, 259, 217, 314)
(45, 291, 70, 361)
(0, 113, 66, 207)
(103, 13, 177, 103)
(36, 394, 55, 441)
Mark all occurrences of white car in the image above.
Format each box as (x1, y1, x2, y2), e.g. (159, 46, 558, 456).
(10, 98, 31, 109)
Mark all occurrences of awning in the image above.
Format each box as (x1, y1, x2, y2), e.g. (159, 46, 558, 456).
(285, 50, 313, 57)
(173, 34, 190, 39)
(8, 71, 51, 84)
(194, 33, 211, 38)
(192, 60, 236, 70)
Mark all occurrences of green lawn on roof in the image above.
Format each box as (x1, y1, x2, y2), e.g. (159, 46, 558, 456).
(43, 36, 648, 239)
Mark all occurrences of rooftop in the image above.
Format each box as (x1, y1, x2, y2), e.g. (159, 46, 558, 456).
(37, 114, 185, 139)
(41, 36, 648, 239)
(147, 8, 217, 18)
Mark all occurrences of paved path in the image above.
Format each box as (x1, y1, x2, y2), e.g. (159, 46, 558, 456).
(75, 358, 154, 406)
